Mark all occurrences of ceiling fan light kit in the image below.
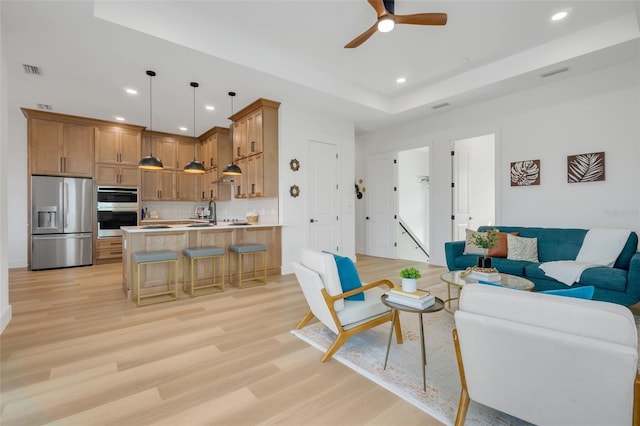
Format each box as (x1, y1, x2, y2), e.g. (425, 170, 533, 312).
(345, 0, 447, 48)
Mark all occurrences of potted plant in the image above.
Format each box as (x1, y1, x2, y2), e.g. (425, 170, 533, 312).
(472, 229, 499, 268)
(400, 267, 422, 292)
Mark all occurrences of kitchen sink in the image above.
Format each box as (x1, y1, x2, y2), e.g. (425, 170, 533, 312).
(187, 223, 212, 227)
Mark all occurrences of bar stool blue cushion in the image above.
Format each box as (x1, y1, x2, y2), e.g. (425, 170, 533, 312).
(133, 250, 178, 263)
(183, 247, 225, 258)
(229, 244, 267, 253)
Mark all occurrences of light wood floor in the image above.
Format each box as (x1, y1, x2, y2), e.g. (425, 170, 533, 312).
(1, 256, 447, 426)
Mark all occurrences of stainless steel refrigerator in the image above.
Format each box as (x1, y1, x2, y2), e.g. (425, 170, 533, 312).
(30, 176, 93, 270)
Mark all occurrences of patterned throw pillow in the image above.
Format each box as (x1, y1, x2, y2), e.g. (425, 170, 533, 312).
(507, 234, 539, 262)
(463, 229, 486, 255)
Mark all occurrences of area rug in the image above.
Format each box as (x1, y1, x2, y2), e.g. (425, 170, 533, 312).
(291, 283, 532, 426)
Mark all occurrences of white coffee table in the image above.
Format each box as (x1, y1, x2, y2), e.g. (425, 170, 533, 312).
(440, 270, 534, 313)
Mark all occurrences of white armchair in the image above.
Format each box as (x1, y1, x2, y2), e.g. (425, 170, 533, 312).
(453, 283, 640, 426)
(292, 248, 402, 362)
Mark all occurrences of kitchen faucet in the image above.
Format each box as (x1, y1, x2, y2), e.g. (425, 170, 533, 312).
(208, 199, 217, 225)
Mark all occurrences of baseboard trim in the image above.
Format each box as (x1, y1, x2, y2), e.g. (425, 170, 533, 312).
(0, 304, 12, 334)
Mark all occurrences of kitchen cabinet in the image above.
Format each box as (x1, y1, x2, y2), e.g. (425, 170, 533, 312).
(95, 126, 141, 165)
(141, 169, 175, 200)
(234, 157, 248, 199)
(198, 126, 232, 201)
(28, 118, 94, 177)
(177, 139, 201, 171)
(142, 132, 177, 170)
(247, 109, 263, 156)
(232, 119, 247, 161)
(95, 164, 140, 187)
(176, 172, 199, 201)
(229, 98, 279, 198)
(96, 237, 123, 261)
(200, 168, 218, 201)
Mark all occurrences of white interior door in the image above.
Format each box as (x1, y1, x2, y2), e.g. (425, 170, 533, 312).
(308, 140, 339, 252)
(452, 135, 495, 240)
(365, 152, 397, 258)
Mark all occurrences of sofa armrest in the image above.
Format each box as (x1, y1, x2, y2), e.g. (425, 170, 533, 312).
(625, 252, 640, 303)
(445, 240, 465, 270)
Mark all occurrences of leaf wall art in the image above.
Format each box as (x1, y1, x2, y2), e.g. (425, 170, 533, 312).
(510, 159, 540, 186)
(567, 152, 605, 183)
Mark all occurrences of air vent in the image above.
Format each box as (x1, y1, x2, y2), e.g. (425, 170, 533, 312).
(540, 67, 569, 78)
(23, 64, 42, 75)
(37, 104, 53, 111)
(432, 102, 450, 110)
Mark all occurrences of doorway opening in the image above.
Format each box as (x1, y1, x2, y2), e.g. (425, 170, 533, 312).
(398, 147, 430, 262)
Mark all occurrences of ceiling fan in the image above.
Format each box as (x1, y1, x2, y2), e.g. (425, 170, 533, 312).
(345, 0, 447, 48)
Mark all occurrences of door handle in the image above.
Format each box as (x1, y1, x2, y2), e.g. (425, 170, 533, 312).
(366, 216, 370, 220)
(310, 218, 318, 223)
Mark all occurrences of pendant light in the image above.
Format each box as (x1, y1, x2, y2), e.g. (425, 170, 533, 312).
(183, 81, 205, 174)
(222, 91, 242, 176)
(138, 70, 163, 170)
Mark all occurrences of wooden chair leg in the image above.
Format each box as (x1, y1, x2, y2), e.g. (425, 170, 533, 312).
(321, 333, 348, 362)
(634, 374, 640, 426)
(295, 310, 315, 330)
(453, 328, 470, 426)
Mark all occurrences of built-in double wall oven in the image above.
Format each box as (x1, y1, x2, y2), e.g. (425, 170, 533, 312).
(97, 186, 138, 238)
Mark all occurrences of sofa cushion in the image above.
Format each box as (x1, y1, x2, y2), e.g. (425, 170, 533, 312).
(491, 258, 532, 276)
(541, 286, 595, 299)
(453, 254, 482, 270)
(536, 228, 586, 262)
(578, 267, 628, 292)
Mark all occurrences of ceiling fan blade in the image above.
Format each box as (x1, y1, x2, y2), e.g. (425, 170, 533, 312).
(344, 23, 379, 48)
(368, 0, 388, 18)
(395, 12, 447, 26)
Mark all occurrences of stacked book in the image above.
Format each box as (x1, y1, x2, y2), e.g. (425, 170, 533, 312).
(466, 270, 501, 282)
(385, 288, 435, 309)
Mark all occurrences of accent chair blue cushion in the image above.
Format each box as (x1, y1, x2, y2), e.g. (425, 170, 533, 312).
(541, 286, 595, 300)
(330, 253, 365, 301)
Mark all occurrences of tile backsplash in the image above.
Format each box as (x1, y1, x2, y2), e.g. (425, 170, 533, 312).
(142, 197, 279, 223)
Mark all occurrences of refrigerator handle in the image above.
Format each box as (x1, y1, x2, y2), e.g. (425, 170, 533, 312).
(58, 182, 66, 229)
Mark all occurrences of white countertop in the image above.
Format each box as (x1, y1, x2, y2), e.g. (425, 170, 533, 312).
(122, 222, 282, 233)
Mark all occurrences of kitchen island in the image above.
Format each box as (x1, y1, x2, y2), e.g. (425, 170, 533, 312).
(121, 223, 281, 300)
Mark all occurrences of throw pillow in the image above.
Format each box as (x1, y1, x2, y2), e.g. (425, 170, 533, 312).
(506, 234, 539, 262)
(541, 286, 595, 300)
(487, 231, 519, 258)
(463, 229, 486, 255)
(331, 254, 365, 301)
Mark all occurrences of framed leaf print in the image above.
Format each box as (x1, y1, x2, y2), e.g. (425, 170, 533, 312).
(567, 152, 605, 183)
(510, 159, 540, 186)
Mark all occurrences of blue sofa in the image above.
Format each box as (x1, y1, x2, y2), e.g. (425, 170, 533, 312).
(444, 226, 640, 306)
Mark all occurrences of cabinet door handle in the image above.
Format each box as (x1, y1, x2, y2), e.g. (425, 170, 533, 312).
(60, 157, 63, 172)
(251, 141, 255, 152)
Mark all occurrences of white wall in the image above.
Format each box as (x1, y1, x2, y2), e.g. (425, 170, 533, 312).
(357, 60, 640, 266)
(1, 3, 13, 333)
(398, 147, 429, 248)
(278, 102, 355, 271)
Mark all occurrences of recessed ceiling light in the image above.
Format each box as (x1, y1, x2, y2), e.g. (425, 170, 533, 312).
(114, 116, 126, 121)
(125, 88, 138, 95)
(396, 77, 406, 84)
(179, 126, 188, 131)
(551, 11, 568, 21)
(205, 105, 215, 111)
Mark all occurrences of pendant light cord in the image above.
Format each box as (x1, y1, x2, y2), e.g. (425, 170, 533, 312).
(193, 83, 197, 160)
(148, 70, 154, 156)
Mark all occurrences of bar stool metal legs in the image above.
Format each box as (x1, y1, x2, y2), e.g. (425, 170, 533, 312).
(182, 247, 225, 297)
(132, 250, 179, 307)
(229, 244, 267, 288)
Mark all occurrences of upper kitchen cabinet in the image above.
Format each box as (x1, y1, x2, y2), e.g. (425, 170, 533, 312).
(95, 125, 143, 165)
(141, 131, 177, 170)
(23, 109, 95, 177)
(199, 126, 229, 170)
(229, 98, 280, 198)
(176, 138, 201, 171)
(94, 124, 144, 186)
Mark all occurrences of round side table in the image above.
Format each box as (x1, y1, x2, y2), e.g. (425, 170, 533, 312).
(381, 293, 444, 392)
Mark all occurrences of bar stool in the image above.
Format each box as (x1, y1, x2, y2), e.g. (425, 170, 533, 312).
(228, 243, 267, 288)
(131, 250, 178, 307)
(182, 246, 225, 297)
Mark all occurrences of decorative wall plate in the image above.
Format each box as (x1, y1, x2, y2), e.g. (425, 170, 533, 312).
(289, 184, 300, 197)
(290, 158, 300, 171)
